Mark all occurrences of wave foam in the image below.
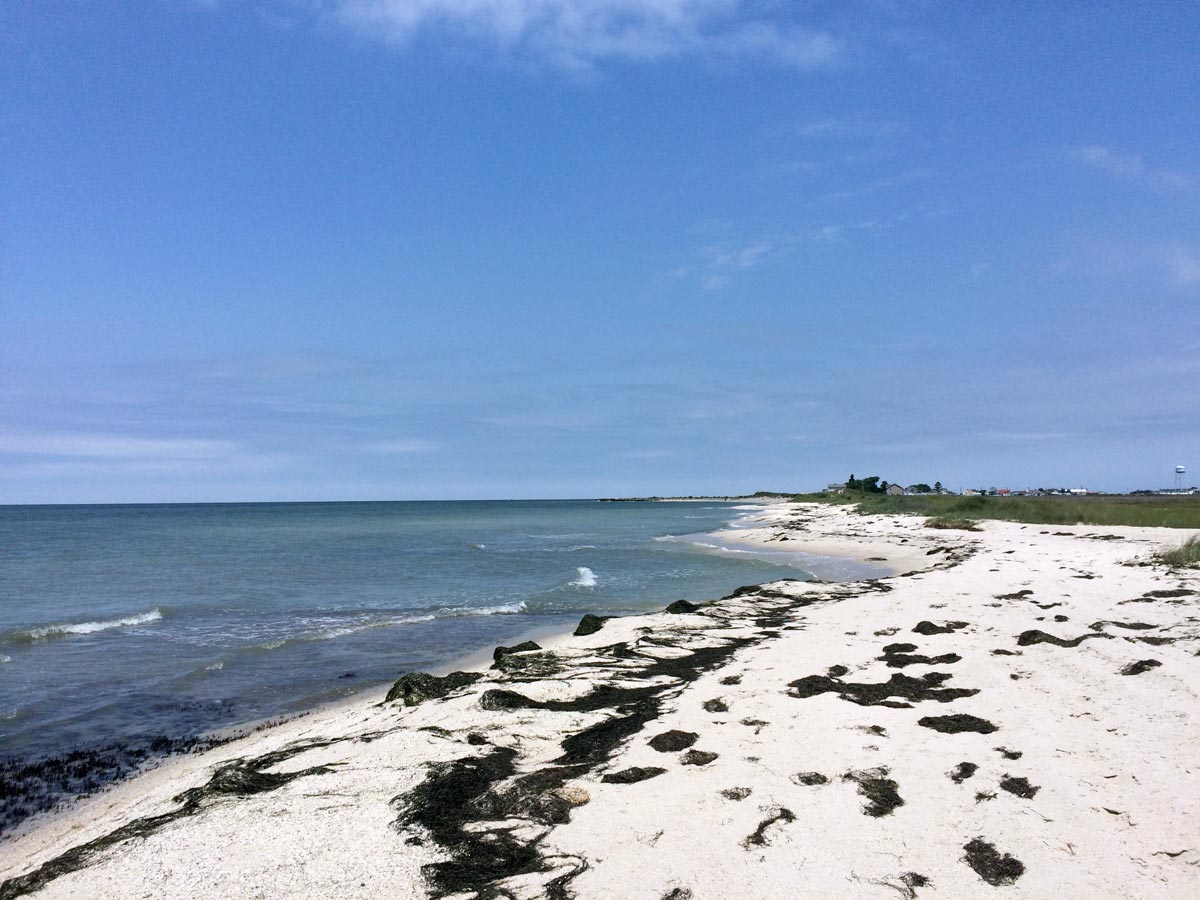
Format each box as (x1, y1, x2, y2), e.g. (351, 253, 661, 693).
(569, 566, 597, 588)
(5, 608, 164, 644)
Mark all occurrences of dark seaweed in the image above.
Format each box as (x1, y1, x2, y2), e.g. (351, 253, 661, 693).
(999, 775, 1039, 799)
(827, 664, 850, 677)
(385, 671, 483, 706)
(742, 807, 795, 847)
(788, 671, 977, 708)
(918, 714, 998, 734)
(680, 749, 718, 766)
(994, 747, 1023, 760)
(1016, 630, 1111, 648)
(648, 730, 698, 752)
(573, 614, 608, 637)
(664, 600, 701, 614)
(720, 787, 752, 800)
(844, 768, 904, 816)
(912, 621, 968, 635)
(702, 698, 729, 713)
(492, 641, 542, 662)
(791, 771, 829, 786)
(1, 741, 338, 900)
(601, 766, 666, 784)
(950, 762, 978, 783)
(995, 590, 1034, 600)
(1120, 659, 1162, 676)
(962, 838, 1025, 886)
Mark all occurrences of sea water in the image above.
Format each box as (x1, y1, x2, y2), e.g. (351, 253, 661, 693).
(0, 500, 808, 764)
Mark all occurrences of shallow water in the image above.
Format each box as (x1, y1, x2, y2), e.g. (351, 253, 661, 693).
(0, 500, 809, 761)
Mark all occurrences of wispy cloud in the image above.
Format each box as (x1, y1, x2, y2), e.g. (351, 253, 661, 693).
(798, 115, 906, 140)
(1074, 145, 1198, 195)
(0, 432, 236, 461)
(328, 0, 842, 71)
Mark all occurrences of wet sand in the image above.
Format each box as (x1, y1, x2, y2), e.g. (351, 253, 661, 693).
(2, 502, 1198, 899)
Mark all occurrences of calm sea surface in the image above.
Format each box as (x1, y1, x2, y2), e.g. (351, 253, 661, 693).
(0, 500, 809, 762)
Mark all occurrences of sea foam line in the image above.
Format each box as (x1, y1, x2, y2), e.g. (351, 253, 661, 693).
(4, 608, 164, 644)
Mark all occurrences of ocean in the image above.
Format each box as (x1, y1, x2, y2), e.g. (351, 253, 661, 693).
(0, 500, 814, 777)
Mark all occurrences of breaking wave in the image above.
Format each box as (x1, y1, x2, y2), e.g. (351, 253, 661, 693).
(3, 609, 164, 645)
(569, 566, 597, 588)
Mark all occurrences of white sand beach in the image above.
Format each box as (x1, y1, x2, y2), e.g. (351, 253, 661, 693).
(2, 502, 1198, 899)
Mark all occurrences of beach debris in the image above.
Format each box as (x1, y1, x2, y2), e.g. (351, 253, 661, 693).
(740, 718, 768, 733)
(742, 807, 795, 848)
(1016, 629, 1111, 648)
(1120, 659, 1162, 676)
(962, 838, 1025, 886)
(994, 590, 1034, 600)
(912, 620, 968, 635)
(999, 775, 1039, 799)
(602, 766, 666, 784)
(702, 698, 729, 713)
(664, 599, 701, 614)
(827, 664, 850, 676)
(949, 762, 978, 783)
(864, 872, 930, 899)
(994, 746, 1022, 760)
(573, 614, 608, 636)
(975, 791, 996, 802)
(791, 771, 829, 786)
(648, 730, 698, 752)
(788, 670, 977, 708)
(918, 714, 998, 734)
(719, 674, 742, 685)
(1, 739, 339, 900)
(879, 642, 963, 668)
(478, 689, 540, 711)
(720, 787, 752, 800)
(492, 641, 542, 662)
(680, 749, 718, 766)
(385, 671, 483, 706)
(466, 733, 488, 745)
(844, 767, 905, 817)
(661, 888, 693, 900)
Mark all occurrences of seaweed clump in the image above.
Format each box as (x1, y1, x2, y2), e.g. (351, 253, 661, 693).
(1016, 630, 1110, 649)
(998, 775, 1039, 799)
(602, 766, 665, 784)
(742, 807, 795, 848)
(648, 730, 698, 752)
(1120, 659, 1162, 676)
(918, 714, 998, 734)
(788, 670, 977, 708)
(843, 768, 904, 817)
(962, 838, 1025, 886)
(385, 671, 483, 706)
(949, 762, 978, 783)
(912, 621, 968, 635)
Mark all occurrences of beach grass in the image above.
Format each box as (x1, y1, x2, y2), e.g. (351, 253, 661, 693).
(1153, 534, 1200, 567)
(924, 516, 982, 531)
(791, 492, 1200, 529)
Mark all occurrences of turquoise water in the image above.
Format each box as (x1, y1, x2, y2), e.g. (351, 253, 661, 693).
(0, 500, 807, 762)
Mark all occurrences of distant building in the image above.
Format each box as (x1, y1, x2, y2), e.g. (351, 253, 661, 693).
(825, 483, 846, 494)
(886, 484, 906, 496)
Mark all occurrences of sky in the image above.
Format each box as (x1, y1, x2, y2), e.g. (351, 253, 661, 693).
(1, 1, 1198, 502)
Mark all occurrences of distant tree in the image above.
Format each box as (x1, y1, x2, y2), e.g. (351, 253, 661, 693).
(861, 476, 883, 493)
(910, 483, 933, 494)
(934, 481, 943, 493)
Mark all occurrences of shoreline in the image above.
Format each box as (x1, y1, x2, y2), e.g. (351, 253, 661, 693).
(2, 503, 1197, 898)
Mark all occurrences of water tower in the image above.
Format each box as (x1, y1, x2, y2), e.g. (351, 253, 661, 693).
(1176, 465, 1187, 493)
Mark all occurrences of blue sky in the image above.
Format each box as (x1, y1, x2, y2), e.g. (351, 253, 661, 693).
(2, 1, 1197, 502)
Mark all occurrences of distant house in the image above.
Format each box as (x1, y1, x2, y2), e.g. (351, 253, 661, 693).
(824, 483, 846, 494)
(886, 484, 906, 496)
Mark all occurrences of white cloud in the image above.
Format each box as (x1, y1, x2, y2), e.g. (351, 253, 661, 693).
(0, 432, 236, 460)
(329, 0, 841, 70)
(364, 438, 441, 453)
(1162, 243, 1200, 286)
(1074, 145, 1198, 195)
